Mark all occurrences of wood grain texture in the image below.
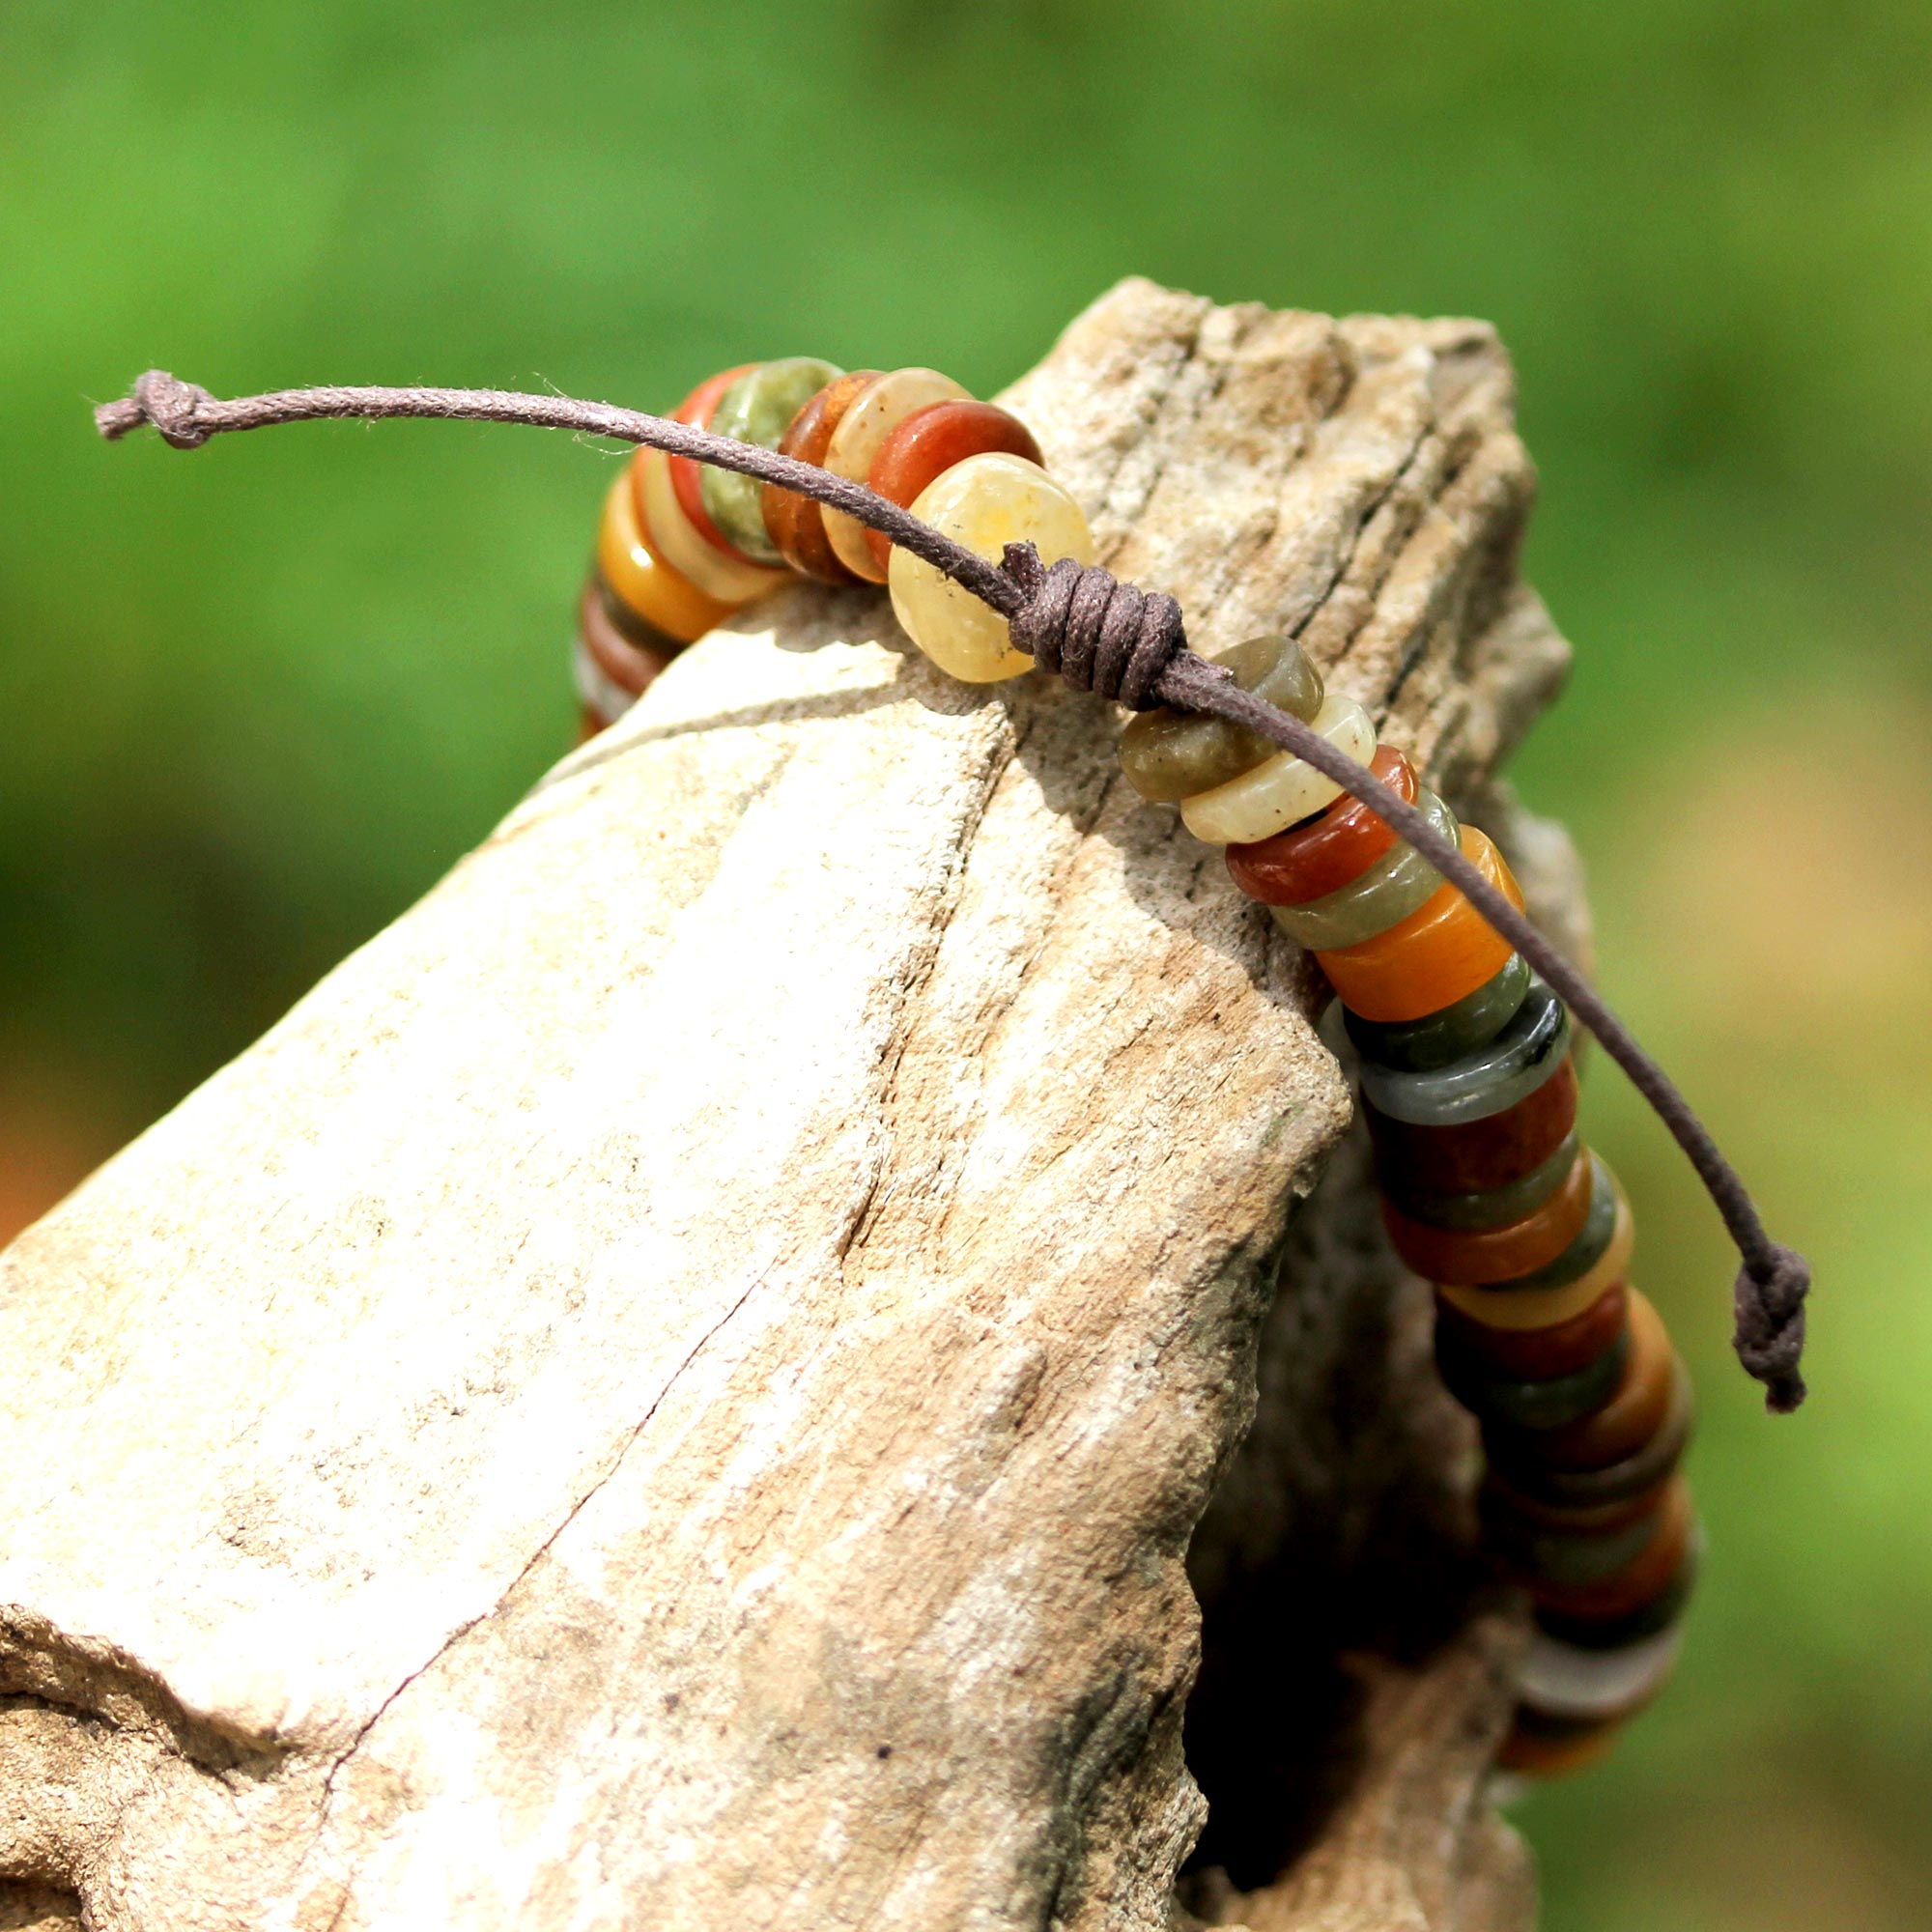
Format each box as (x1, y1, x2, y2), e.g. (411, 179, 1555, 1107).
(0, 280, 1581, 1930)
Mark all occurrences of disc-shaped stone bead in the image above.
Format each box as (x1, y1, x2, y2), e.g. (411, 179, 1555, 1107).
(1315, 826, 1522, 1021)
(1268, 788, 1458, 950)
(595, 472, 736, 643)
(1485, 1154, 1627, 1295)
(1385, 1126, 1583, 1234)
(1442, 1319, 1631, 1432)
(1496, 1712, 1623, 1776)
(1179, 695, 1377, 845)
(700, 357, 843, 565)
(1484, 1466, 1677, 1583)
(1368, 1058, 1578, 1198)
(1226, 744, 1417, 902)
(1520, 1479, 1695, 1621)
(1435, 1272, 1622, 1378)
(1480, 1459, 1664, 1542)
(761, 370, 882, 583)
(573, 636, 635, 732)
(1344, 952, 1531, 1073)
(667, 364, 761, 555)
(888, 452, 1095, 682)
(1388, 1144, 1595, 1287)
(579, 571, 680, 697)
(634, 446, 789, 604)
(822, 367, 973, 582)
(1120, 634, 1326, 804)
(1517, 1623, 1685, 1725)
(864, 401, 1044, 573)
(1492, 1376, 1692, 1507)
(1359, 978, 1570, 1127)
(1438, 1184, 1632, 1332)
(1491, 1288, 1676, 1478)
(1536, 1541, 1698, 1649)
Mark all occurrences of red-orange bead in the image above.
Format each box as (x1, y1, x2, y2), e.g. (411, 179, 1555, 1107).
(1225, 746, 1419, 905)
(579, 575, 677, 697)
(863, 401, 1044, 573)
(1368, 1061, 1579, 1198)
(666, 364, 761, 558)
(1504, 1291, 1678, 1474)
(1435, 1280, 1629, 1381)
(1383, 1145, 1594, 1285)
(762, 371, 881, 584)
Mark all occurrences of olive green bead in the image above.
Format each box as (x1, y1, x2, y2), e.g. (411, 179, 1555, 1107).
(1269, 788, 1458, 949)
(1118, 634, 1323, 803)
(701, 357, 843, 563)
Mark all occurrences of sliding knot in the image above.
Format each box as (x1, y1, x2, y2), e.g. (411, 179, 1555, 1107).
(1733, 1243, 1810, 1413)
(96, 370, 216, 448)
(1001, 543, 1185, 709)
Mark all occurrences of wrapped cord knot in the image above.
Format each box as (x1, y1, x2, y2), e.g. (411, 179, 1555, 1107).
(1002, 543, 1185, 709)
(1734, 1244, 1810, 1413)
(96, 371, 217, 448)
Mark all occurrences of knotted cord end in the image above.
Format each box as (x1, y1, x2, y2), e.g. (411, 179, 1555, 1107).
(96, 371, 217, 448)
(1734, 1243, 1810, 1413)
(1001, 542, 1186, 709)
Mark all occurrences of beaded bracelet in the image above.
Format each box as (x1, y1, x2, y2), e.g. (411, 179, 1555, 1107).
(98, 359, 1812, 1783)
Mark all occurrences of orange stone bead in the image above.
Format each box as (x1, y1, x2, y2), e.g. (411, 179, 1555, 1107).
(1384, 1145, 1594, 1286)
(1496, 1715, 1622, 1776)
(762, 370, 881, 584)
(1315, 825, 1523, 1022)
(595, 472, 735, 643)
(863, 400, 1044, 573)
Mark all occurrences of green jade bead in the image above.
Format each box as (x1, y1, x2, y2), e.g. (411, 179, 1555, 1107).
(1269, 789, 1457, 949)
(1119, 634, 1323, 803)
(1440, 1323, 1631, 1434)
(1344, 952, 1531, 1073)
(1360, 979, 1571, 1128)
(1385, 1126, 1582, 1231)
(702, 357, 843, 563)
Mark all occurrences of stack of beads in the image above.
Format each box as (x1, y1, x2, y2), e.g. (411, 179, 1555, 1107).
(1120, 633, 1699, 1777)
(574, 359, 1094, 735)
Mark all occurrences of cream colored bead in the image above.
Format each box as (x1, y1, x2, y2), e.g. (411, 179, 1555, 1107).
(635, 449, 788, 604)
(821, 367, 971, 581)
(1178, 696, 1377, 844)
(888, 452, 1094, 683)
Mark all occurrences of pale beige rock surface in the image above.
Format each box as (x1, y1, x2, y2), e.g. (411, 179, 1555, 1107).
(0, 280, 1582, 1930)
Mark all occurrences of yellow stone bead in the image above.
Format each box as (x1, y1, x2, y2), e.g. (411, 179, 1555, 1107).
(1178, 695, 1377, 844)
(595, 473, 735, 644)
(634, 448, 788, 605)
(888, 452, 1095, 683)
(821, 367, 971, 582)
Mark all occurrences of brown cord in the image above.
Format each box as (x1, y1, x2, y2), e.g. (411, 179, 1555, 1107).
(96, 372, 1809, 1410)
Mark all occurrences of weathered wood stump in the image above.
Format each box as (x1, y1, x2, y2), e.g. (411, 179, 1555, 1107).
(0, 280, 1583, 1930)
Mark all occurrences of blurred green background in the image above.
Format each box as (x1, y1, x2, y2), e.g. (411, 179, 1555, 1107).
(3, 2, 1928, 1923)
